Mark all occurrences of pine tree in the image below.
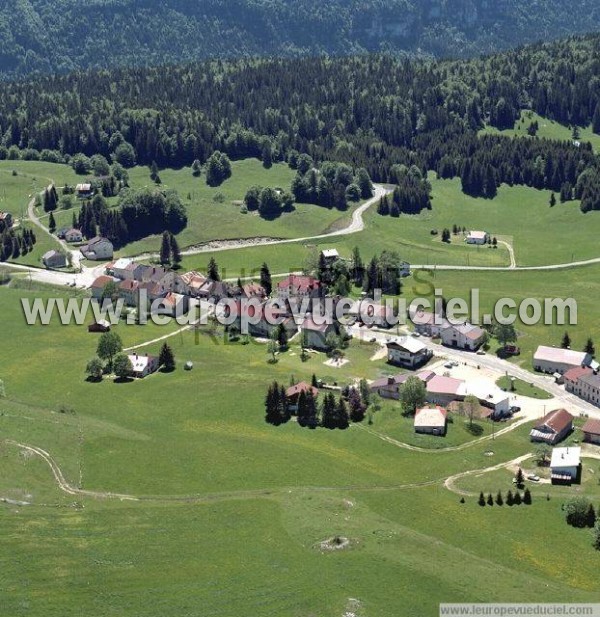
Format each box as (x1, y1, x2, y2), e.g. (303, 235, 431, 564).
(260, 262, 272, 296)
(584, 337, 595, 356)
(549, 192, 556, 207)
(506, 490, 514, 506)
(276, 323, 288, 350)
(495, 491, 504, 506)
(265, 382, 280, 425)
(278, 384, 290, 424)
(586, 503, 597, 528)
(561, 331, 571, 349)
(593, 103, 600, 135)
(170, 233, 182, 268)
(159, 342, 176, 371)
(478, 491, 486, 507)
(321, 392, 337, 429)
(348, 388, 366, 423)
(159, 231, 171, 265)
(334, 397, 349, 429)
(48, 211, 56, 233)
(487, 493, 494, 506)
(207, 257, 220, 281)
(513, 492, 522, 505)
(523, 488, 532, 505)
(515, 468, 524, 488)
(311, 373, 318, 388)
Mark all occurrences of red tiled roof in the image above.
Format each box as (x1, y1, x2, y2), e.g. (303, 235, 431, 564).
(119, 279, 139, 292)
(277, 275, 320, 293)
(91, 275, 114, 289)
(564, 366, 593, 382)
(536, 409, 574, 434)
(286, 381, 319, 399)
(582, 418, 600, 436)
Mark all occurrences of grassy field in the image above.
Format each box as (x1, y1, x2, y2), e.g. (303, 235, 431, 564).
(496, 376, 553, 399)
(180, 172, 600, 276)
(2, 282, 599, 615)
(480, 110, 600, 152)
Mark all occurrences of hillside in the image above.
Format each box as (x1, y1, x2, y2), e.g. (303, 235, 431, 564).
(2, 0, 600, 77)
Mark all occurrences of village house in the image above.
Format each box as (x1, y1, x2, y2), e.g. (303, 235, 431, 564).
(581, 419, 600, 445)
(465, 230, 489, 245)
(349, 300, 398, 329)
(90, 275, 117, 300)
(573, 372, 600, 407)
(369, 373, 416, 400)
(155, 292, 189, 316)
(286, 381, 319, 412)
(529, 408, 574, 445)
(459, 380, 511, 419)
(277, 275, 322, 302)
(127, 353, 159, 378)
(227, 301, 296, 339)
(241, 282, 267, 300)
(137, 281, 166, 302)
(176, 271, 207, 297)
(64, 228, 83, 243)
(301, 316, 336, 351)
(118, 279, 141, 306)
(533, 345, 592, 375)
(414, 406, 447, 436)
(80, 236, 113, 261)
(386, 337, 433, 369)
(42, 250, 67, 269)
(425, 374, 465, 406)
(76, 183, 93, 199)
(320, 248, 340, 265)
(550, 446, 581, 485)
(440, 323, 486, 351)
(411, 311, 450, 337)
(0, 211, 14, 230)
(107, 257, 144, 281)
(563, 366, 593, 395)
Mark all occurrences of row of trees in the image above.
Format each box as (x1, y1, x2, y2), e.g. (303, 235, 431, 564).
(477, 489, 532, 507)
(0, 228, 37, 262)
(265, 381, 366, 429)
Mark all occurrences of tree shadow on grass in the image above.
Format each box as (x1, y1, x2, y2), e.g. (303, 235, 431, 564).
(113, 376, 135, 384)
(465, 422, 484, 436)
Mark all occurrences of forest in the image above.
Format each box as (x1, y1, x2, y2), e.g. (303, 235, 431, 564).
(2, 0, 600, 78)
(0, 34, 599, 210)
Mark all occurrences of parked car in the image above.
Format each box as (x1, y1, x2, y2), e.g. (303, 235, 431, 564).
(476, 349, 486, 355)
(527, 474, 540, 482)
(444, 362, 453, 369)
(510, 405, 521, 413)
(503, 344, 521, 356)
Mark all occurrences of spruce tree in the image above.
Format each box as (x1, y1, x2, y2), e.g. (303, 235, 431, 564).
(523, 488, 532, 505)
(514, 492, 522, 505)
(278, 384, 290, 424)
(515, 468, 524, 488)
(487, 493, 494, 506)
(561, 331, 571, 349)
(170, 233, 182, 267)
(159, 231, 171, 265)
(48, 211, 56, 233)
(260, 262, 272, 295)
(207, 257, 220, 281)
(584, 338, 595, 356)
(495, 491, 504, 506)
(593, 521, 600, 551)
(478, 491, 486, 507)
(159, 342, 176, 371)
(506, 490, 514, 506)
(586, 503, 597, 528)
(549, 192, 556, 207)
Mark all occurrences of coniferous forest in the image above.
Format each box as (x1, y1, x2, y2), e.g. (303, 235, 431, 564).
(2, 1, 600, 78)
(1, 34, 599, 211)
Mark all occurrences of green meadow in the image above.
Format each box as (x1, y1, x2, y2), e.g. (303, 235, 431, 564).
(2, 283, 599, 616)
(480, 110, 600, 152)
